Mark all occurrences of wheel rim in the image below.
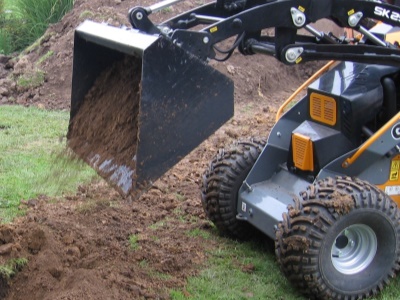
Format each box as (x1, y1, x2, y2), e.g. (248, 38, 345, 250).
(331, 224, 377, 275)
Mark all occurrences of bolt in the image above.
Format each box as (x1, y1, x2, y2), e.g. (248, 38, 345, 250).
(348, 16, 357, 27)
(203, 36, 210, 44)
(277, 131, 282, 137)
(290, 8, 305, 27)
(244, 181, 253, 192)
(249, 208, 253, 217)
(287, 50, 295, 60)
(297, 16, 304, 24)
(136, 12, 143, 20)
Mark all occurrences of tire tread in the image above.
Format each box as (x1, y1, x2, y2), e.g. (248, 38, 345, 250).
(201, 137, 266, 239)
(275, 176, 400, 299)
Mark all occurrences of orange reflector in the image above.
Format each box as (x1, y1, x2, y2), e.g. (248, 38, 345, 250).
(310, 93, 336, 126)
(292, 133, 314, 171)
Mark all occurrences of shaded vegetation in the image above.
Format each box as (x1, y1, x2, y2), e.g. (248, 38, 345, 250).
(0, 0, 74, 54)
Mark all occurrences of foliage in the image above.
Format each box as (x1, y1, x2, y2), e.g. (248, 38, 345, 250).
(37, 50, 54, 65)
(0, 0, 15, 54)
(0, 258, 28, 279)
(128, 234, 140, 251)
(0, 0, 74, 54)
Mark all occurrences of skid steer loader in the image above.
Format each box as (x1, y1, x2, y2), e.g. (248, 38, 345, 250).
(67, 0, 400, 298)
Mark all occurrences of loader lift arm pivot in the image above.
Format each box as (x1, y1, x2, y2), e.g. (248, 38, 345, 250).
(129, 0, 400, 65)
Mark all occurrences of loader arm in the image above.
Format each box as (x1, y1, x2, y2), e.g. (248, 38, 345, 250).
(129, 0, 400, 65)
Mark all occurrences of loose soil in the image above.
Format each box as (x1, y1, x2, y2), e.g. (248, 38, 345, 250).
(0, 0, 332, 299)
(68, 56, 141, 196)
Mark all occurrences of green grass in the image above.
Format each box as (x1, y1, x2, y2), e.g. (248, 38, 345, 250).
(170, 238, 303, 300)
(0, 105, 97, 222)
(170, 234, 400, 300)
(0, 0, 74, 54)
(186, 228, 211, 239)
(16, 69, 46, 90)
(128, 234, 140, 251)
(0, 257, 28, 279)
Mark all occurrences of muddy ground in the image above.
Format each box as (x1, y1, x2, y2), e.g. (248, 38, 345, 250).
(0, 0, 328, 299)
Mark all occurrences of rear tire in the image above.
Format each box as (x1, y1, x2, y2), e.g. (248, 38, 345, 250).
(201, 137, 266, 239)
(275, 176, 400, 299)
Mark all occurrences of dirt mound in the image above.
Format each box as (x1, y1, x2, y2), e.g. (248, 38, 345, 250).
(0, 0, 320, 110)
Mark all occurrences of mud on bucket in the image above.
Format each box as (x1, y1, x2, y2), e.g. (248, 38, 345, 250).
(67, 20, 234, 197)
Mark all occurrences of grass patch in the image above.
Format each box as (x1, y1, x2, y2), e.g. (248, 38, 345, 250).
(0, 105, 97, 222)
(16, 69, 45, 90)
(186, 228, 210, 239)
(0, 257, 28, 279)
(170, 238, 304, 300)
(149, 220, 168, 230)
(36, 50, 54, 65)
(170, 234, 400, 299)
(128, 234, 140, 251)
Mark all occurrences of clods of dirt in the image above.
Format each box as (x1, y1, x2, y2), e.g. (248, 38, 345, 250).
(2, 181, 217, 300)
(324, 191, 355, 215)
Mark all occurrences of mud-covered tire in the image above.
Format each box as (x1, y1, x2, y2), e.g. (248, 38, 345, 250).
(201, 137, 266, 239)
(275, 176, 400, 299)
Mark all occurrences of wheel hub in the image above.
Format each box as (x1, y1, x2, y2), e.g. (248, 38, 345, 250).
(331, 224, 377, 275)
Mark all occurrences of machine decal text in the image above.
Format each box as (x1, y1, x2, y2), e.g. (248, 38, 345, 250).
(374, 6, 400, 22)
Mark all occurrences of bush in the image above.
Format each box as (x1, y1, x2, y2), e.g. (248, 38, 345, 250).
(0, 0, 12, 54)
(0, 16, 26, 54)
(0, 0, 74, 54)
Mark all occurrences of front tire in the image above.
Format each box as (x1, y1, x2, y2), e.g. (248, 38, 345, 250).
(201, 137, 266, 239)
(275, 176, 400, 299)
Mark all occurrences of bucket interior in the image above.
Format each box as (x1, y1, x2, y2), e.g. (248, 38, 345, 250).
(68, 55, 141, 195)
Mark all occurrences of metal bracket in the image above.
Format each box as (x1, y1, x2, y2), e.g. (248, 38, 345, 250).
(348, 11, 363, 28)
(128, 7, 160, 34)
(170, 30, 213, 60)
(236, 213, 248, 221)
(290, 7, 306, 28)
(285, 47, 304, 63)
(243, 180, 253, 192)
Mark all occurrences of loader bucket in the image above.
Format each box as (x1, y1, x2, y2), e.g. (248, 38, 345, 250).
(67, 20, 234, 196)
